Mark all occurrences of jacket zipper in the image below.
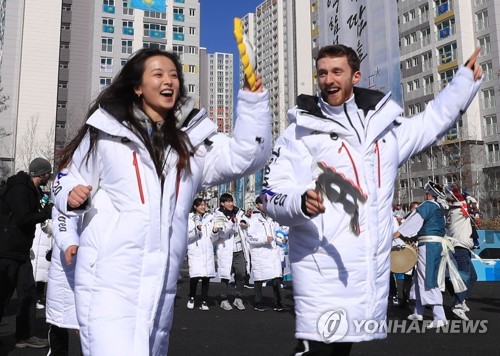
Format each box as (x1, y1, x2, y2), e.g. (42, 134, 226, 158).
(338, 142, 360, 187)
(343, 103, 361, 144)
(374, 141, 381, 188)
(132, 151, 145, 204)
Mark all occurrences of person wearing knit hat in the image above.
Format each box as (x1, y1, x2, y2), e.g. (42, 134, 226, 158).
(0, 158, 53, 348)
(28, 158, 52, 188)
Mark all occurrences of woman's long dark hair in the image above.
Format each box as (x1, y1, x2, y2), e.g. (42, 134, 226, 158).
(56, 48, 192, 176)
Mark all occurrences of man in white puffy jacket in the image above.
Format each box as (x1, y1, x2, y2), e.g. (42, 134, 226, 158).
(262, 44, 483, 355)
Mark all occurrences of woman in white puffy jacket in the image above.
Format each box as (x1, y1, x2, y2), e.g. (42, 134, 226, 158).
(186, 198, 215, 311)
(45, 207, 80, 355)
(51, 48, 271, 356)
(30, 219, 53, 307)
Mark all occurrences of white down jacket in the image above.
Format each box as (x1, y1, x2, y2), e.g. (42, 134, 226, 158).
(246, 210, 282, 281)
(31, 222, 53, 283)
(52, 90, 271, 356)
(187, 212, 216, 278)
(212, 208, 248, 279)
(45, 208, 80, 329)
(263, 66, 481, 343)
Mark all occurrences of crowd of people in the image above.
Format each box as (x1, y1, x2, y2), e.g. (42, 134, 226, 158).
(0, 42, 485, 356)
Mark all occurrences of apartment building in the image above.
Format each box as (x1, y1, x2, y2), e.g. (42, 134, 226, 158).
(0, 0, 62, 177)
(397, 0, 499, 217)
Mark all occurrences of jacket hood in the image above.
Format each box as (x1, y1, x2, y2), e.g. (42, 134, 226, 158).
(6, 171, 33, 189)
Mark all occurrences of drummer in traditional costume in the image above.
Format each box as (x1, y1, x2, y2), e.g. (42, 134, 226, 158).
(394, 181, 466, 329)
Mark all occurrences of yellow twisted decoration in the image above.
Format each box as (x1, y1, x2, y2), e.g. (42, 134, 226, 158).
(234, 17, 256, 91)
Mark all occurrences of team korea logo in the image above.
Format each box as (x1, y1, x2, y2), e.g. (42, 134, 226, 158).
(317, 309, 349, 343)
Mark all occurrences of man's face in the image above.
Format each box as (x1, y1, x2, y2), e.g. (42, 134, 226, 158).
(317, 55, 361, 106)
(39, 172, 51, 187)
(222, 200, 234, 211)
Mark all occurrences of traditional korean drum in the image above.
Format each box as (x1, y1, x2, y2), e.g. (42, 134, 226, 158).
(390, 243, 418, 273)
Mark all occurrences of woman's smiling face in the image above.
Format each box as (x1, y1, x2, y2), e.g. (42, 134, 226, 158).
(134, 55, 180, 122)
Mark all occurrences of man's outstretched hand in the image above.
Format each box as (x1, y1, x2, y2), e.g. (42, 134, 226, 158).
(465, 48, 483, 81)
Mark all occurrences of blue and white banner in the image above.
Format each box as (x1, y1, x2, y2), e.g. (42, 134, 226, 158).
(128, 0, 166, 13)
(317, 0, 402, 104)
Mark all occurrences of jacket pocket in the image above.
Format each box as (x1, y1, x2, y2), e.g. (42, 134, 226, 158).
(132, 151, 145, 204)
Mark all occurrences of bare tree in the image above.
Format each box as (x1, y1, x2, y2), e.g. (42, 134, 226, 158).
(0, 86, 8, 114)
(17, 114, 40, 171)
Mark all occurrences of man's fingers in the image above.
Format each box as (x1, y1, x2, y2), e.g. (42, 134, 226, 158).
(465, 47, 480, 70)
(65, 245, 78, 265)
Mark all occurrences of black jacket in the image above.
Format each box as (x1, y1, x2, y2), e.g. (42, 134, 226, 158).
(0, 171, 51, 260)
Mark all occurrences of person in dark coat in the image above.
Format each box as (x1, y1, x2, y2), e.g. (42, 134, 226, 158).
(0, 157, 53, 348)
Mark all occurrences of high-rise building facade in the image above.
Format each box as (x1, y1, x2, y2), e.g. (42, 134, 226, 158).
(244, 0, 313, 142)
(207, 52, 233, 134)
(396, 0, 499, 216)
(0, 0, 62, 177)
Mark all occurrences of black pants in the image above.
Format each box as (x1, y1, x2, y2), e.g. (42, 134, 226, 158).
(220, 250, 246, 299)
(188, 277, 210, 301)
(254, 278, 281, 305)
(292, 340, 353, 356)
(48, 324, 69, 356)
(0, 257, 37, 340)
(389, 272, 398, 298)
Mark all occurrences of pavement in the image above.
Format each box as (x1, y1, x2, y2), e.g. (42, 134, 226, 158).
(1, 263, 499, 356)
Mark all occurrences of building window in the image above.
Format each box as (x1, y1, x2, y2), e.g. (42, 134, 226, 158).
(100, 57, 113, 72)
(189, 8, 195, 16)
(143, 42, 166, 50)
(476, 10, 488, 30)
(102, 18, 114, 33)
(481, 61, 493, 81)
(172, 45, 184, 59)
(61, 22, 71, 30)
(439, 68, 457, 87)
(187, 46, 197, 54)
(57, 101, 67, 109)
(100, 77, 112, 91)
(188, 65, 196, 73)
(484, 115, 497, 136)
(123, 20, 134, 35)
(103, 0, 115, 5)
(481, 88, 495, 109)
(62, 4, 72, 12)
(59, 61, 69, 69)
(56, 121, 66, 129)
(438, 42, 457, 64)
(122, 40, 133, 54)
(121, 59, 128, 67)
(102, 38, 113, 52)
(189, 27, 196, 35)
(478, 35, 491, 55)
(144, 23, 166, 38)
(122, 0, 133, 15)
(188, 84, 195, 93)
(436, 17, 455, 40)
(60, 42, 70, 49)
(58, 81, 68, 89)
(144, 10, 166, 19)
(487, 143, 500, 163)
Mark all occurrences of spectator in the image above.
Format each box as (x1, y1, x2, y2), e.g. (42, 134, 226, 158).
(212, 193, 248, 311)
(246, 197, 283, 312)
(186, 198, 215, 311)
(0, 157, 53, 348)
